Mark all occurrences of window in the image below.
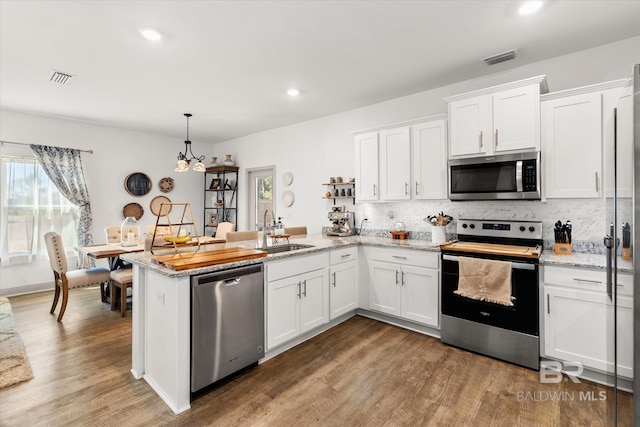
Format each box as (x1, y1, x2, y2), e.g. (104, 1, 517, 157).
(247, 167, 274, 230)
(1, 156, 79, 265)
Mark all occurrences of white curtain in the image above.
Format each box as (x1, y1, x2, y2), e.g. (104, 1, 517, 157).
(0, 156, 79, 266)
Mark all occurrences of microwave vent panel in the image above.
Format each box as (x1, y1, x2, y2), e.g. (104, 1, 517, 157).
(49, 70, 75, 85)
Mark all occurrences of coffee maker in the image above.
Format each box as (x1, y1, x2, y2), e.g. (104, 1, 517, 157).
(327, 209, 356, 236)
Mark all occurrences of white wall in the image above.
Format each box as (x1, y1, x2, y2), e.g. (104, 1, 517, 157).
(0, 112, 208, 295)
(213, 36, 640, 236)
(1, 36, 638, 295)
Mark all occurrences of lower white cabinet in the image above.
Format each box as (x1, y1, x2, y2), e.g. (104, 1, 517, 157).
(543, 265, 633, 378)
(266, 254, 329, 350)
(365, 248, 439, 327)
(329, 247, 358, 320)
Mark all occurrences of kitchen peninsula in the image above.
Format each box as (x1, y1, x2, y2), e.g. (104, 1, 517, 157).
(120, 233, 631, 414)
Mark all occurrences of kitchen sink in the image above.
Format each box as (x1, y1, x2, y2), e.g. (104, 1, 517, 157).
(261, 243, 315, 254)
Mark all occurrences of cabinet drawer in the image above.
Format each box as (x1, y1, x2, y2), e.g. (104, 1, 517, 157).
(330, 246, 358, 265)
(266, 252, 329, 282)
(543, 265, 632, 296)
(364, 247, 438, 268)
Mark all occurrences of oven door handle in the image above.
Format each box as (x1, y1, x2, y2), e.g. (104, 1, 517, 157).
(442, 254, 536, 270)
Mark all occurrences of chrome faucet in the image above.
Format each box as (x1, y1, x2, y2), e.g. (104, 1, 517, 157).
(261, 208, 274, 248)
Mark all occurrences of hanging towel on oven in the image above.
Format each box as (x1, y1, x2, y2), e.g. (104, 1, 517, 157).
(454, 256, 514, 306)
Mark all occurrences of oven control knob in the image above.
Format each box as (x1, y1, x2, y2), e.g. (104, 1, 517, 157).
(462, 223, 468, 229)
(469, 224, 475, 229)
(519, 226, 526, 232)
(529, 226, 535, 232)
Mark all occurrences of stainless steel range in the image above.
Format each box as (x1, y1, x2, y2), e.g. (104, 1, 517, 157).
(440, 219, 543, 370)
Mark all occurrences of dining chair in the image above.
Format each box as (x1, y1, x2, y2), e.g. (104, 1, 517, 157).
(284, 226, 307, 235)
(44, 231, 111, 322)
(225, 230, 259, 242)
(214, 222, 235, 239)
(110, 268, 133, 317)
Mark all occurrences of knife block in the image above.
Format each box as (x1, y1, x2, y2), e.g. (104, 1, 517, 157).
(554, 243, 572, 255)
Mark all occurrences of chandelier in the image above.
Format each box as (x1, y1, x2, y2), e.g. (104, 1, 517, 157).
(175, 113, 206, 172)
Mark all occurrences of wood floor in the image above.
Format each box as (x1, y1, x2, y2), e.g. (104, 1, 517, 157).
(0, 288, 633, 426)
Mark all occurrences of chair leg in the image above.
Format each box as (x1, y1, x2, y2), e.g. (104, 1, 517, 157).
(121, 283, 128, 317)
(100, 282, 107, 303)
(110, 281, 117, 312)
(57, 285, 69, 322)
(50, 284, 60, 314)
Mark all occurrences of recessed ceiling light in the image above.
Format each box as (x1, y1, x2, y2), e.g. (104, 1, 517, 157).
(287, 89, 300, 97)
(139, 28, 162, 41)
(519, 1, 543, 15)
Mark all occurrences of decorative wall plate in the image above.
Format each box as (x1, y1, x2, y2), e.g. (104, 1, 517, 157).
(124, 172, 152, 196)
(158, 177, 174, 193)
(150, 195, 172, 216)
(282, 172, 293, 186)
(282, 190, 294, 207)
(123, 202, 144, 220)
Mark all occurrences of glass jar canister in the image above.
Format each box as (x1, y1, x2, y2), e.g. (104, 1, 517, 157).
(121, 216, 140, 247)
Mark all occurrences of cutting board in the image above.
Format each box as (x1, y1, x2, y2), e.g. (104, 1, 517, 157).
(152, 247, 267, 271)
(440, 241, 540, 259)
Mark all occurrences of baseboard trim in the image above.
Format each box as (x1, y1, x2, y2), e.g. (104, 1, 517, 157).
(0, 282, 52, 297)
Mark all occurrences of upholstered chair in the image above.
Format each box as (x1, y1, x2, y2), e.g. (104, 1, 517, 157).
(214, 222, 235, 239)
(104, 226, 121, 243)
(44, 232, 111, 322)
(284, 226, 307, 235)
(110, 269, 133, 317)
(225, 230, 259, 242)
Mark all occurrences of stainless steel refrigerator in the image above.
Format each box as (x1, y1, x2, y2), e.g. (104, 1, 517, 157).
(633, 63, 640, 426)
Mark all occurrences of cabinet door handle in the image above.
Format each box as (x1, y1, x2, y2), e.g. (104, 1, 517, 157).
(332, 272, 336, 287)
(401, 271, 406, 286)
(595, 172, 599, 192)
(405, 182, 409, 196)
(415, 181, 419, 195)
(572, 278, 602, 284)
(373, 184, 377, 196)
(547, 294, 550, 314)
(395, 270, 399, 285)
(479, 131, 483, 149)
(297, 282, 301, 299)
(495, 128, 498, 147)
(303, 280, 307, 297)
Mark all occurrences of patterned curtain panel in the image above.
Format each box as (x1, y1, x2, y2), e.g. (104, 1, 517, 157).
(30, 145, 94, 247)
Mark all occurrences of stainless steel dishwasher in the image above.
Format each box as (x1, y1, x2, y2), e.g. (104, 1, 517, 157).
(191, 264, 264, 394)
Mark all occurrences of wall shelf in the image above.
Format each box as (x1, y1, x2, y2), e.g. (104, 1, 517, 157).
(204, 166, 239, 236)
(323, 181, 355, 205)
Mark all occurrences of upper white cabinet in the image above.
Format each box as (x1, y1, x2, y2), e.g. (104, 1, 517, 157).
(542, 80, 629, 199)
(353, 115, 447, 202)
(412, 119, 447, 200)
(604, 82, 633, 199)
(445, 76, 547, 158)
(354, 132, 379, 201)
(379, 127, 411, 200)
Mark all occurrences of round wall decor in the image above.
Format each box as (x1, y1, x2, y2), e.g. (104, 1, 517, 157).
(150, 195, 172, 216)
(282, 190, 294, 207)
(158, 177, 174, 193)
(282, 172, 293, 186)
(122, 202, 144, 220)
(124, 172, 152, 196)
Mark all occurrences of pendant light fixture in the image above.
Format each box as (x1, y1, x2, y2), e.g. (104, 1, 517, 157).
(175, 113, 206, 172)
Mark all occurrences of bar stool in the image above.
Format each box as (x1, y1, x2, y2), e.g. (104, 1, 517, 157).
(110, 269, 133, 317)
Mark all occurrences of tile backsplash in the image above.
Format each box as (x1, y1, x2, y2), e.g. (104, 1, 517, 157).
(351, 198, 632, 255)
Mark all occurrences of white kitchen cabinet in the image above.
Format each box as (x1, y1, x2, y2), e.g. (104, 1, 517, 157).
(412, 119, 447, 200)
(366, 248, 439, 327)
(353, 115, 447, 202)
(329, 247, 358, 320)
(266, 253, 329, 350)
(604, 82, 633, 198)
(543, 265, 633, 378)
(379, 127, 411, 200)
(542, 91, 602, 198)
(445, 76, 545, 158)
(354, 132, 379, 201)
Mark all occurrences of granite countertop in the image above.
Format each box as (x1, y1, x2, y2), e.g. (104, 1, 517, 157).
(120, 233, 631, 276)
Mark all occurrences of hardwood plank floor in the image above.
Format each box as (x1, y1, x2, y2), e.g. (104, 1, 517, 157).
(0, 288, 632, 426)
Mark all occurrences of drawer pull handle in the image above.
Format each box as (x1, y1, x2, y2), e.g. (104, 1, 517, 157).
(572, 278, 602, 284)
(480, 311, 490, 317)
(392, 255, 408, 260)
(340, 254, 352, 258)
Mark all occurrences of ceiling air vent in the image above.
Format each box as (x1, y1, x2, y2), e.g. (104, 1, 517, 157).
(483, 49, 518, 66)
(49, 70, 75, 85)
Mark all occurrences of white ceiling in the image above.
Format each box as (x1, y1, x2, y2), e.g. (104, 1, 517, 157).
(1, 0, 640, 144)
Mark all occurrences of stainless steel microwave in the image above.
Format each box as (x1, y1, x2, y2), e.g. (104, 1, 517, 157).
(448, 151, 541, 200)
